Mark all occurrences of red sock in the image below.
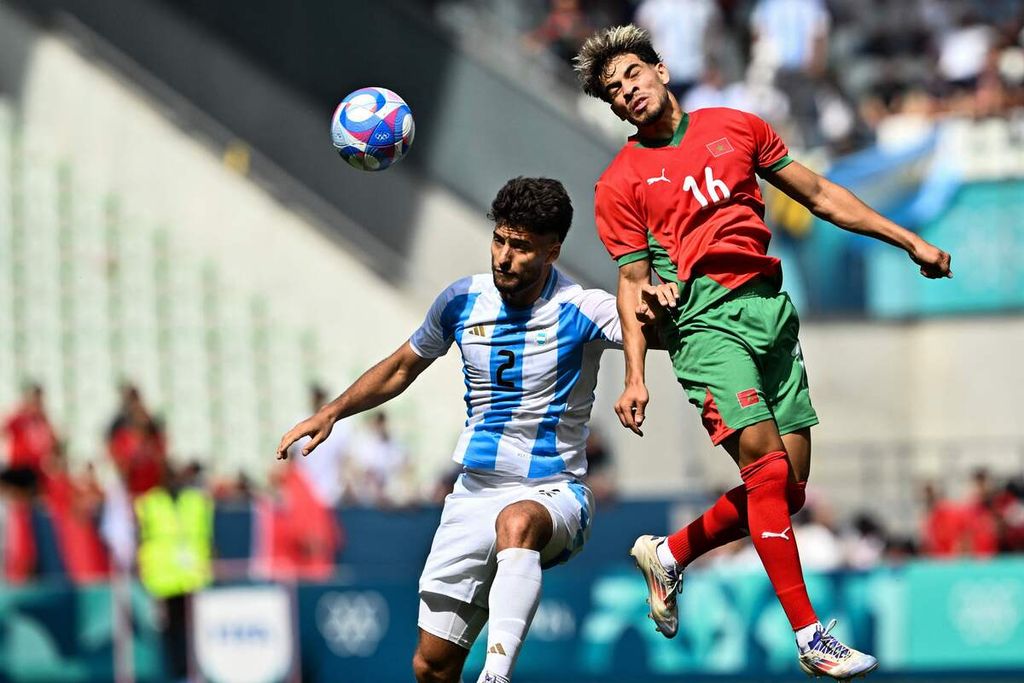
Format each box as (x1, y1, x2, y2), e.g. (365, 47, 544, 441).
(667, 478, 807, 568)
(741, 450, 816, 630)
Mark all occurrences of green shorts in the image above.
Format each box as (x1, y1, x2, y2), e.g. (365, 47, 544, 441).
(663, 278, 819, 445)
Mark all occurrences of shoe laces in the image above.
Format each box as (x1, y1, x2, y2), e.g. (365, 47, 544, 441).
(649, 553, 682, 595)
(813, 619, 851, 660)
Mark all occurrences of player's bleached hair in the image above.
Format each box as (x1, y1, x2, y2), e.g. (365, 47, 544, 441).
(574, 24, 662, 101)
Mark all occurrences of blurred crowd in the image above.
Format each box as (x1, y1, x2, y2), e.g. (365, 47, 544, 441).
(0, 381, 620, 585)
(703, 467, 1024, 571)
(3, 379, 1023, 587)
(436, 0, 1024, 154)
(0, 382, 428, 586)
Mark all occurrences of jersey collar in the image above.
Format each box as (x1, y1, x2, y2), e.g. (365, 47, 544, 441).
(631, 112, 690, 149)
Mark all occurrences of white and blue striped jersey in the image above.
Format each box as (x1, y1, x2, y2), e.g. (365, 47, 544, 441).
(409, 268, 622, 480)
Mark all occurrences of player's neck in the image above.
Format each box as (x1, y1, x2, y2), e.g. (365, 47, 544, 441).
(635, 98, 684, 142)
(500, 267, 552, 308)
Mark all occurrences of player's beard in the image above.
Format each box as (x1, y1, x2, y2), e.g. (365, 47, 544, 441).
(492, 263, 541, 298)
(628, 90, 670, 128)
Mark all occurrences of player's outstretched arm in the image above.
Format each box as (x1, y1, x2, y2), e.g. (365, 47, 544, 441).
(616, 260, 653, 436)
(765, 161, 953, 279)
(275, 342, 434, 459)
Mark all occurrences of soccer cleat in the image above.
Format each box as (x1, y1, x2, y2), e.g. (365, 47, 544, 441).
(477, 673, 510, 683)
(629, 535, 682, 638)
(798, 620, 878, 680)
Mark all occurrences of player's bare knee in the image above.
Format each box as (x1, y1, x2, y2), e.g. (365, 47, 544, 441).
(495, 501, 550, 551)
(412, 650, 457, 683)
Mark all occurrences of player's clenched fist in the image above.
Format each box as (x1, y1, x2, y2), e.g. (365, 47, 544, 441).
(275, 411, 336, 459)
(909, 239, 953, 279)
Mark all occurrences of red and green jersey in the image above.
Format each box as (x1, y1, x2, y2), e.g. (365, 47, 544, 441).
(595, 107, 793, 316)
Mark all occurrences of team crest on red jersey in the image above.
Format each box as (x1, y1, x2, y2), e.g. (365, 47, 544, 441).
(706, 137, 735, 157)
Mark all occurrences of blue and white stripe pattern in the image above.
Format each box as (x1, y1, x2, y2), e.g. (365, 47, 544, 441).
(409, 268, 621, 479)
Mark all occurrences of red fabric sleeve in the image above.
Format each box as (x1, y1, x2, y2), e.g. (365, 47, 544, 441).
(594, 179, 648, 261)
(744, 112, 790, 170)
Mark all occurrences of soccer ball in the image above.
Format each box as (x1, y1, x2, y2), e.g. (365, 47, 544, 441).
(331, 87, 415, 172)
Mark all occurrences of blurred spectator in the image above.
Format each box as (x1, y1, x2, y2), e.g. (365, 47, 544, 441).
(883, 536, 919, 565)
(107, 384, 167, 497)
(749, 0, 831, 145)
(749, 0, 830, 76)
(135, 461, 213, 682)
(210, 470, 256, 503)
(995, 477, 1024, 552)
(634, 0, 722, 100)
(0, 467, 38, 582)
(345, 411, 412, 506)
(523, 0, 594, 67)
(583, 428, 617, 504)
(938, 11, 997, 91)
(3, 382, 57, 482)
(430, 463, 463, 505)
(683, 62, 756, 112)
(841, 513, 887, 569)
(958, 467, 999, 556)
(920, 481, 961, 557)
(99, 461, 136, 571)
(793, 498, 842, 570)
(289, 384, 352, 508)
(40, 445, 110, 584)
(253, 460, 342, 581)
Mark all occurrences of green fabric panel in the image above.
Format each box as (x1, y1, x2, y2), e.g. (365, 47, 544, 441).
(633, 112, 690, 148)
(616, 249, 650, 267)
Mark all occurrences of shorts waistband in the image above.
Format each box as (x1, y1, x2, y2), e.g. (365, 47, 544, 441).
(725, 275, 781, 300)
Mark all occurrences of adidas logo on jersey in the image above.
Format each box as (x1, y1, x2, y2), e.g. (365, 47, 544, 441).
(467, 324, 492, 338)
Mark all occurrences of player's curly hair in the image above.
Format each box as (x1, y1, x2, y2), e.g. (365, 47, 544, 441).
(573, 24, 662, 101)
(488, 177, 573, 243)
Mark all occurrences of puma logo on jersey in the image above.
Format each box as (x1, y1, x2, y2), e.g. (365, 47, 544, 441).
(760, 526, 791, 541)
(488, 643, 507, 656)
(646, 168, 671, 185)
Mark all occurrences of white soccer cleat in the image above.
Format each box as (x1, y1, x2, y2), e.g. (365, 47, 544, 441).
(629, 535, 682, 638)
(477, 673, 510, 683)
(798, 620, 878, 680)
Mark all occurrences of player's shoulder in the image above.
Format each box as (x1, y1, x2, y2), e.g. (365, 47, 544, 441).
(436, 274, 493, 300)
(550, 274, 615, 311)
(690, 106, 759, 128)
(598, 142, 644, 184)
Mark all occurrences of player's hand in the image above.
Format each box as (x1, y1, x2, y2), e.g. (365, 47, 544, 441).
(614, 383, 649, 437)
(909, 240, 952, 279)
(275, 411, 335, 460)
(636, 282, 678, 323)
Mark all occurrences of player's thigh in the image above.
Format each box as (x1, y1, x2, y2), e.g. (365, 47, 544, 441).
(675, 327, 774, 446)
(416, 595, 483, 667)
(761, 293, 819, 438)
(419, 475, 503, 608)
(518, 479, 595, 568)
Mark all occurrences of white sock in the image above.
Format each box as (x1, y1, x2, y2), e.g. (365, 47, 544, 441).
(478, 548, 542, 681)
(795, 621, 823, 652)
(656, 538, 677, 573)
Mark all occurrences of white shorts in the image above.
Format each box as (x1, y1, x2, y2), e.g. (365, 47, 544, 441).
(417, 469, 594, 648)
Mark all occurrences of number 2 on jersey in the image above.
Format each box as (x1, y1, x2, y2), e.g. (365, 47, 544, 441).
(496, 349, 517, 389)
